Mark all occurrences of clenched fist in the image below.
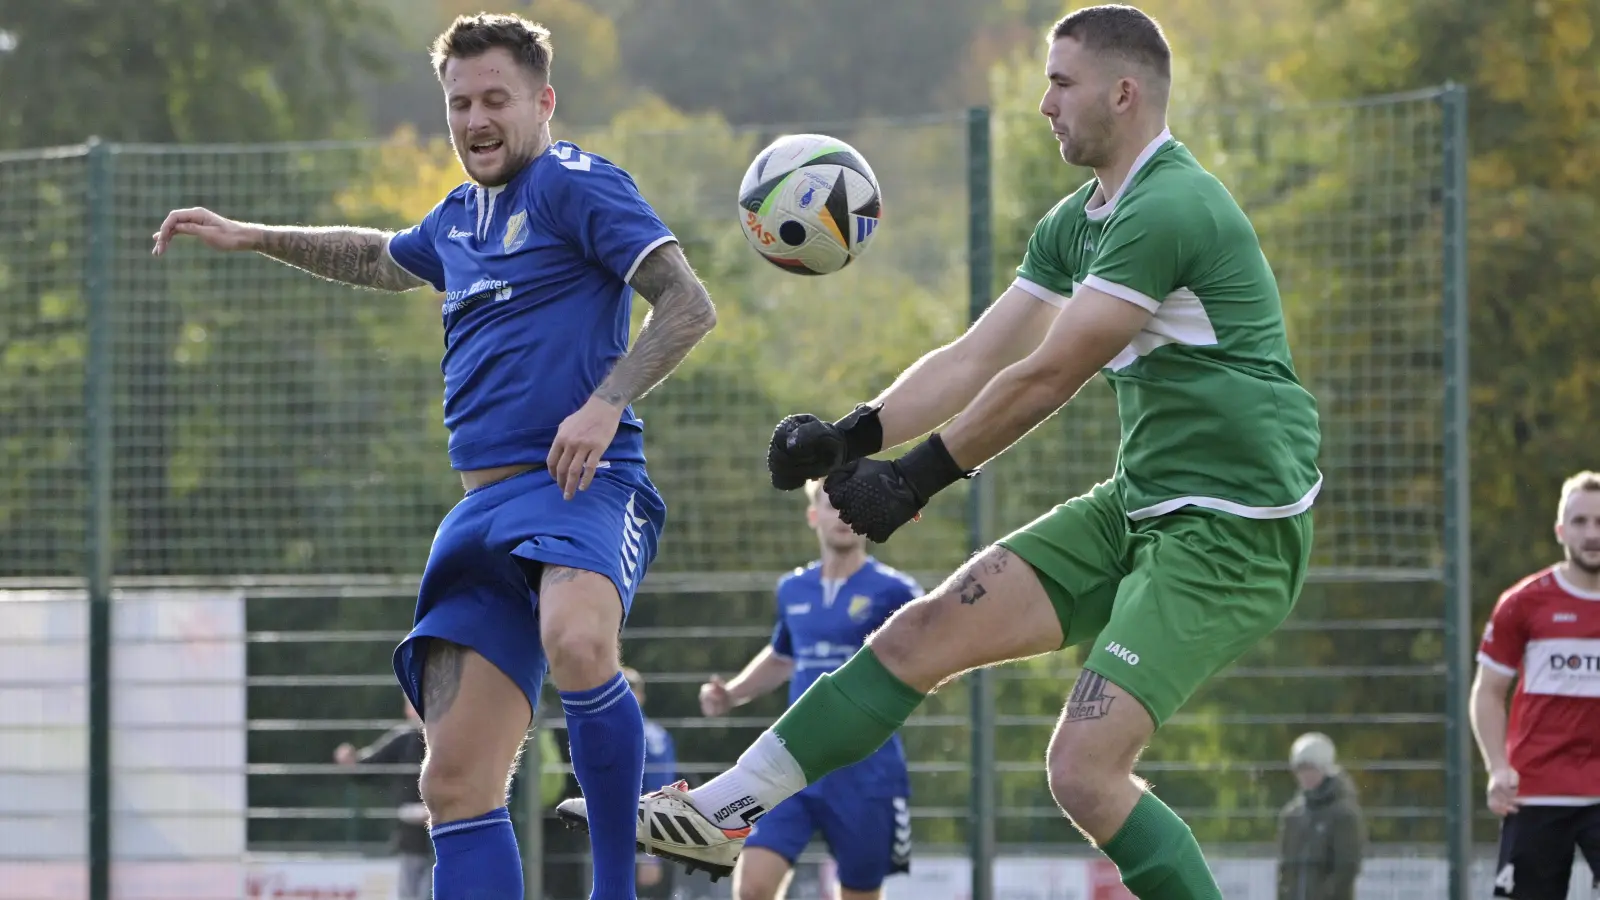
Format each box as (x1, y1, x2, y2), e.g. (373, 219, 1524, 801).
(766, 403, 885, 490)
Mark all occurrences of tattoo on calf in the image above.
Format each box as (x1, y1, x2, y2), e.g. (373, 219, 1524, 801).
(422, 641, 466, 723)
(1065, 671, 1116, 723)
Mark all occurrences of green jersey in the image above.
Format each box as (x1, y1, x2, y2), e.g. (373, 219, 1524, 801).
(1014, 131, 1322, 521)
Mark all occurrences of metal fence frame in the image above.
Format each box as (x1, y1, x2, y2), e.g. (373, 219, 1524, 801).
(17, 86, 1473, 899)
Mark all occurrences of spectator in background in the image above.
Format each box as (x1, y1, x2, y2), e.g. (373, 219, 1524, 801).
(624, 666, 680, 898)
(334, 697, 431, 900)
(1276, 732, 1365, 900)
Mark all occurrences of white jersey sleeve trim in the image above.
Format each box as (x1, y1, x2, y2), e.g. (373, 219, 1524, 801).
(383, 235, 429, 283)
(1081, 274, 1160, 312)
(1475, 652, 1518, 677)
(624, 235, 679, 285)
(1126, 473, 1322, 521)
(1012, 276, 1068, 308)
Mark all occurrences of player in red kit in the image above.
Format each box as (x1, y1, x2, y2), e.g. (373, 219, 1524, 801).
(1471, 470, 1600, 899)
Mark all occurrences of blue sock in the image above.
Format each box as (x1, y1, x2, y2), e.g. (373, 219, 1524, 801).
(562, 671, 645, 900)
(430, 807, 522, 900)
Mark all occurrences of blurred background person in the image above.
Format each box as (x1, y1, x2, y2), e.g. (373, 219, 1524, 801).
(626, 666, 681, 898)
(1276, 732, 1365, 900)
(334, 696, 432, 900)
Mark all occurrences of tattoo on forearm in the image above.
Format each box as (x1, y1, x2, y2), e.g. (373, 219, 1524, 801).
(594, 244, 716, 407)
(1065, 671, 1116, 723)
(422, 640, 466, 723)
(257, 226, 424, 291)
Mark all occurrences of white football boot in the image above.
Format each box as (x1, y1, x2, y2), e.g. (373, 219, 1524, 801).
(555, 780, 752, 880)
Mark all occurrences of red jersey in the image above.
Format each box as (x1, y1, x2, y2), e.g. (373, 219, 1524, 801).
(1477, 565, 1600, 802)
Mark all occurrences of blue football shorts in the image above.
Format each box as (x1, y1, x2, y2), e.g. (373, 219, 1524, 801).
(392, 461, 666, 717)
(744, 787, 912, 891)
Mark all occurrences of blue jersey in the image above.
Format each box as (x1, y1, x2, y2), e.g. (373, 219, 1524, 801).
(386, 141, 676, 471)
(771, 558, 922, 797)
(642, 717, 678, 793)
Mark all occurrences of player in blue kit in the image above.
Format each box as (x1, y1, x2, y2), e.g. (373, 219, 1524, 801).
(151, 13, 717, 900)
(683, 480, 920, 899)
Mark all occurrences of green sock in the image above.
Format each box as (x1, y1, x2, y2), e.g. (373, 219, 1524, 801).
(1101, 792, 1222, 900)
(770, 648, 925, 783)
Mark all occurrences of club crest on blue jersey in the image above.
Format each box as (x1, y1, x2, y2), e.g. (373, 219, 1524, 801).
(503, 210, 529, 253)
(847, 595, 873, 623)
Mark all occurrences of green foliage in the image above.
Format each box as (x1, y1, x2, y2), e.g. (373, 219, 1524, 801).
(0, 0, 395, 148)
(0, 153, 88, 575)
(6, 0, 1592, 856)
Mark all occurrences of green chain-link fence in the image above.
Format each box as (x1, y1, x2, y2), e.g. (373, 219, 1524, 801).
(0, 86, 1489, 899)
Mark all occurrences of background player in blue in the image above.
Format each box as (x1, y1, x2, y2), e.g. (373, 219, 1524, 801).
(150, 13, 718, 900)
(695, 480, 920, 900)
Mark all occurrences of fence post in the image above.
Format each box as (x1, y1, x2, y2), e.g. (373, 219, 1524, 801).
(965, 105, 997, 900)
(83, 137, 115, 900)
(1438, 83, 1473, 900)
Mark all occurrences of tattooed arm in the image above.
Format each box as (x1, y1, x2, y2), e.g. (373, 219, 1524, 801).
(254, 226, 427, 292)
(150, 206, 426, 292)
(591, 241, 718, 407)
(546, 240, 717, 498)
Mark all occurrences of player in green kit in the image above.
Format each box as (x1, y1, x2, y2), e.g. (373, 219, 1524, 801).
(559, 5, 1322, 897)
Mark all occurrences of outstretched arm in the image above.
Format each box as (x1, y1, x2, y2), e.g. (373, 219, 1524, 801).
(151, 207, 425, 292)
(816, 287, 1149, 543)
(870, 285, 1058, 449)
(254, 226, 426, 292)
(938, 286, 1149, 469)
(765, 285, 1059, 491)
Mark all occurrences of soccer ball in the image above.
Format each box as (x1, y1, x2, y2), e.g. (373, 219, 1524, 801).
(736, 133, 882, 276)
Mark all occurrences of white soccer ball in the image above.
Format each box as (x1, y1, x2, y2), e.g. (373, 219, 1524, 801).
(736, 133, 882, 276)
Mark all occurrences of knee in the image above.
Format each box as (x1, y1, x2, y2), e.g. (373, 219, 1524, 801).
(542, 617, 618, 685)
(734, 875, 780, 900)
(419, 745, 502, 821)
(735, 884, 771, 900)
(1046, 734, 1120, 821)
(865, 600, 933, 671)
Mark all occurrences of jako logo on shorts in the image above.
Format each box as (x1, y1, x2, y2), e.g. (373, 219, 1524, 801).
(1105, 641, 1140, 666)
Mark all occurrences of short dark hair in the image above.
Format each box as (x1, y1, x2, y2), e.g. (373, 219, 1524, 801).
(1051, 5, 1171, 81)
(430, 13, 554, 82)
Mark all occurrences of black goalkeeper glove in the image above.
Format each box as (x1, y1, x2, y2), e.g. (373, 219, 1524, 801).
(823, 433, 974, 543)
(766, 403, 885, 491)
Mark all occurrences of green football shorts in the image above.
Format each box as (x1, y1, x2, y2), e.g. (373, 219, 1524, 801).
(996, 478, 1313, 728)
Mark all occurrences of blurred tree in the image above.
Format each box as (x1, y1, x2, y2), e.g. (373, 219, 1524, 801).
(0, 0, 398, 573)
(609, 0, 1031, 124)
(1271, 0, 1600, 845)
(0, 0, 395, 148)
(362, 0, 637, 136)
